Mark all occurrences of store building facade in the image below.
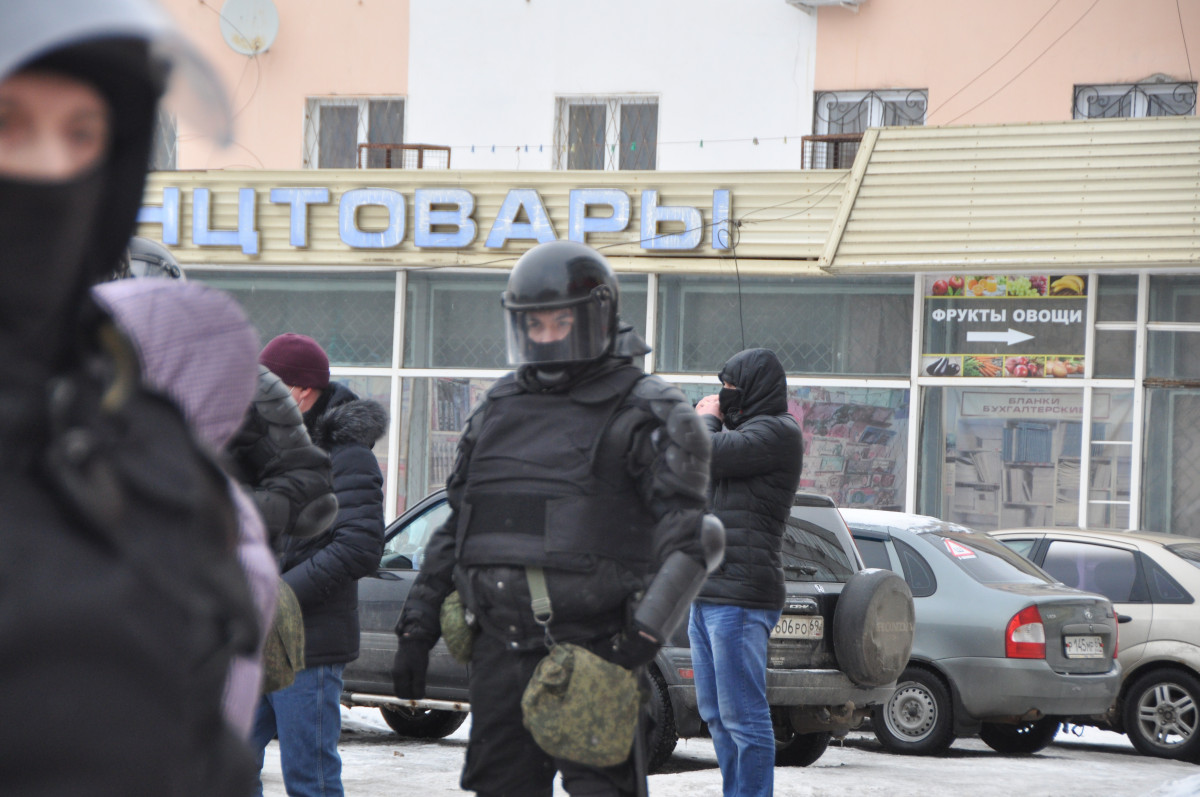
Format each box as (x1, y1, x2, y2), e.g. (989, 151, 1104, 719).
(137, 115, 1200, 536)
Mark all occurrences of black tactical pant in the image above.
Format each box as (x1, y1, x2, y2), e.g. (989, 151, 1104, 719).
(463, 631, 640, 797)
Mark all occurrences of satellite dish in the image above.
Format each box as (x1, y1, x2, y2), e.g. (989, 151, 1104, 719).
(220, 0, 279, 56)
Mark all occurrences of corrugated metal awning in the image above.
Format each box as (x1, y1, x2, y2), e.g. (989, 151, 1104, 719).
(820, 116, 1200, 274)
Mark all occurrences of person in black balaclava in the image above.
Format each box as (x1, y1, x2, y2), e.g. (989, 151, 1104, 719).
(0, 3, 261, 795)
(391, 240, 725, 797)
(690, 348, 803, 797)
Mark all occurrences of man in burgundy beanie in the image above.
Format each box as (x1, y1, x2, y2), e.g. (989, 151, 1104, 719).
(251, 333, 388, 797)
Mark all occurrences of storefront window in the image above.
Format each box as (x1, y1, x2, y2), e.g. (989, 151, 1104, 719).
(674, 382, 909, 510)
(393, 376, 497, 515)
(1087, 389, 1134, 529)
(338, 373, 393, 508)
(919, 386, 1085, 531)
(1142, 388, 1200, 536)
(404, 272, 647, 369)
(1148, 276, 1200, 379)
(192, 271, 395, 366)
(1094, 275, 1138, 378)
(656, 275, 912, 375)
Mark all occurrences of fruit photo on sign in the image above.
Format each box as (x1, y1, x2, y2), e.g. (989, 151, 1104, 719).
(948, 275, 964, 295)
(1004, 275, 1047, 297)
(1043, 356, 1084, 377)
(924, 356, 961, 376)
(1048, 274, 1086, 296)
(932, 279, 949, 296)
(963, 356, 1002, 378)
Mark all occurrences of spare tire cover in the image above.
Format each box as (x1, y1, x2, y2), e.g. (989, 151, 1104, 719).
(833, 568, 914, 688)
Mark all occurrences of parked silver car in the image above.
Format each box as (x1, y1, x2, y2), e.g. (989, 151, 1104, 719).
(992, 527, 1200, 761)
(841, 508, 1122, 755)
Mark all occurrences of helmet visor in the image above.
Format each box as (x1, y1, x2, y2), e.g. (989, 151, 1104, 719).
(505, 295, 613, 366)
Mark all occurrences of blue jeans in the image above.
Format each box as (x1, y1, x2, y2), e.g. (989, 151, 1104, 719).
(251, 664, 346, 797)
(689, 602, 781, 797)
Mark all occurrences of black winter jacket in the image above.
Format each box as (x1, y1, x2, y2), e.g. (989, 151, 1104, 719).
(227, 366, 338, 544)
(697, 348, 803, 610)
(279, 382, 388, 666)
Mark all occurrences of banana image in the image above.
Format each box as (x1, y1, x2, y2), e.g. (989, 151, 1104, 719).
(1049, 275, 1085, 295)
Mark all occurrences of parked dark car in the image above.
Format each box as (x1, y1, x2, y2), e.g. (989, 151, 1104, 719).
(842, 509, 1122, 756)
(342, 491, 915, 770)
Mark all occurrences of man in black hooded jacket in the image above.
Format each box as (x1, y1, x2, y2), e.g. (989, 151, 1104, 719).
(690, 348, 802, 797)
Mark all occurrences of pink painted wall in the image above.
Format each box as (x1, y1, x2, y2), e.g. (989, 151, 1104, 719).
(816, 0, 1199, 126)
(159, 0, 409, 170)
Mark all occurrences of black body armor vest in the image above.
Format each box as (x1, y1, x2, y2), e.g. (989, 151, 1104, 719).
(457, 365, 654, 572)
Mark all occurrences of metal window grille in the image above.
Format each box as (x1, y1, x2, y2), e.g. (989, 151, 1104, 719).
(554, 96, 658, 170)
(357, 143, 451, 169)
(801, 133, 863, 169)
(1074, 81, 1197, 119)
(149, 110, 176, 170)
(814, 89, 927, 134)
(304, 97, 406, 169)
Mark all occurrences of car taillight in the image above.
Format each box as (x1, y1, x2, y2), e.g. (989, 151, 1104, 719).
(1005, 605, 1046, 659)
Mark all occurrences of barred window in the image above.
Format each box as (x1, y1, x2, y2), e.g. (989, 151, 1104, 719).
(554, 96, 658, 171)
(1074, 80, 1197, 119)
(655, 275, 912, 375)
(304, 97, 406, 168)
(813, 89, 927, 136)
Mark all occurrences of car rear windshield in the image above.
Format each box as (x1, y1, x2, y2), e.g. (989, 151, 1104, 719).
(781, 516, 857, 583)
(1167, 543, 1200, 570)
(921, 530, 1054, 585)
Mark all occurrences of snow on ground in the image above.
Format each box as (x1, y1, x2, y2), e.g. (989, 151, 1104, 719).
(257, 707, 1200, 796)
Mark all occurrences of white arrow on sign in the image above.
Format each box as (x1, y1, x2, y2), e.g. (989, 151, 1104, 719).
(966, 328, 1035, 346)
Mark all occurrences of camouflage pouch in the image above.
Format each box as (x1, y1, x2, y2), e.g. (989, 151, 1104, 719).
(261, 580, 305, 694)
(520, 643, 640, 768)
(439, 590, 476, 664)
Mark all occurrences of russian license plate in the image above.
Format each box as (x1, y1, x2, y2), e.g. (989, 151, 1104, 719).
(1065, 635, 1104, 659)
(772, 615, 824, 640)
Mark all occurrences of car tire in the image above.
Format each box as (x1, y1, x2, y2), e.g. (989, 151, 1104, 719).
(833, 568, 915, 688)
(979, 718, 1060, 754)
(871, 666, 955, 755)
(771, 707, 831, 767)
(379, 705, 467, 739)
(643, 668, 678, 773)
(1121, 668, 1200, 761)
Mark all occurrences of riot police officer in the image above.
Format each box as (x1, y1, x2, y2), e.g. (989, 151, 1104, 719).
(392, 240, 723, 797)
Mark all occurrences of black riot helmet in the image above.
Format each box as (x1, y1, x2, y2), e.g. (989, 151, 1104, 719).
(501, 240, 620, 367)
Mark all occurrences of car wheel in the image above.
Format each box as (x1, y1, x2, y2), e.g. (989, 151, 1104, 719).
(379, 705, 467, 738)
(1121, 668, 1200, 761)
(979, 718, 1060, 754)
(833, 569, 915, 688)
(771, 707, 831, 767)
(643, 668, 678, 773)
(871, 666, 955, 755)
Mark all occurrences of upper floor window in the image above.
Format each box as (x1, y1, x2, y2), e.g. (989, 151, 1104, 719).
(1073, 79, 1197, 119)
(813, 89, 927, 135)
(554, 96, 658, 171)
(807, 89, 926, 168)
(304, 97, 405, 168)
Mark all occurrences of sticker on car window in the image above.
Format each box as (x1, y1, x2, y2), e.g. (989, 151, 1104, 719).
(944, 539, 977, 560)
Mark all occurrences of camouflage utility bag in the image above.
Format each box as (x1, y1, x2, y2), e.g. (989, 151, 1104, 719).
(518, 567, 641, 768)
(261, 580, 305, 693)
(439, 590, 477, 664)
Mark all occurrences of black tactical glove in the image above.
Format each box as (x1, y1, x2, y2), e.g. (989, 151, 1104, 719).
(609, 626, 661, 671)
(391, 634, 435, 699)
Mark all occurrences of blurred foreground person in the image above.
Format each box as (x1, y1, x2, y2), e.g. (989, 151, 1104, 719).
(92, 277, 281, 740)
(392, 241, 723, 797)
(0, 3, 260, 795)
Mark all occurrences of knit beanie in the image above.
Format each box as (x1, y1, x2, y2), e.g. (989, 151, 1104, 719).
(259, 333, 330, 389)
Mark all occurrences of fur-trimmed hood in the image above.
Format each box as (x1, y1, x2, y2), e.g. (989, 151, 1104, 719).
(310, 382, 389, 450)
